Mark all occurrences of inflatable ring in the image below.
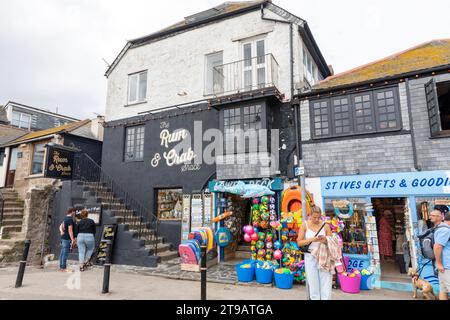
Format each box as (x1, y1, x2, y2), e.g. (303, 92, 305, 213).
(334, 202, 354, 219)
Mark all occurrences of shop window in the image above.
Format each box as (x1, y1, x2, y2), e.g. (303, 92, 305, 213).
(128, 70, 147, 104)
(31, 142, 46, 175)
(0, 149, 4, 166)
(310, 87, 401, 139)
(416, 197, 450, 231)
(156, 189, 183, 220)
(426, 80, 450, 137)
(325, 198, 368, 255)
(124, 125, 145, 162)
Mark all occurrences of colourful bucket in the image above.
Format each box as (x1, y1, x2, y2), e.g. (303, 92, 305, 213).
(360, 274, 373, 290)
(338, 274, 361, 294)
(255, 267, 273, 284)
(235, 263, 255, 283)
(274, 271, 294, 289)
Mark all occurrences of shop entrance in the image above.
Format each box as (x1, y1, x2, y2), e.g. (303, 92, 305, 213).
(371, 198, 411, 283)
(222, 194, 252, 259)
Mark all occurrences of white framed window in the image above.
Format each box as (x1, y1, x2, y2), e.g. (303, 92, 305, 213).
(303, 48, 318, 85)
(124, 125, 145, 161)
(241, 38, 267, 90)
(11, 111, 31, 129)
(128, 71, 147, 104)
(31, 142, 46, 175)
(205, 51, 224, 95)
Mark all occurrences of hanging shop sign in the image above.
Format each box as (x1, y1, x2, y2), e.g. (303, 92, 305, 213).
(332, 200, 354, 219)
(44, 145, 74, 180)
(321, 170, 450, 198)
(208, 177, 284, 194)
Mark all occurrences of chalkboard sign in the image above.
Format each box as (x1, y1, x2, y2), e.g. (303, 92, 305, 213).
(75, 205, 102, 225)
(95, 224, 117, 265)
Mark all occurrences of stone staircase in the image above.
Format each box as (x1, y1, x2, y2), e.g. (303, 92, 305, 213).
(0, 188, 25, 263)
(80, 182, 178, 263)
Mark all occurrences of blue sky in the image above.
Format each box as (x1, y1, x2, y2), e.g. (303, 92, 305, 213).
(0, 0, 449, 119)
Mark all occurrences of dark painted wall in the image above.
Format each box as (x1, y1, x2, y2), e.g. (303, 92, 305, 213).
(101, 101, 294, 246)
(63, 134, 103, 165)
(50, 181, 158, 267)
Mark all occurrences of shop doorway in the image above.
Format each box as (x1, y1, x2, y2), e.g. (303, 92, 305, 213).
(371, 198, 411, 283)
(222, 194, 251, 256)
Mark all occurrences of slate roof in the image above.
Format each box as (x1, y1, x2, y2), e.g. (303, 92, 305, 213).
(0, 124, 28, 146)
(313, 39, 450, 91)
(4, 120, 91, 146)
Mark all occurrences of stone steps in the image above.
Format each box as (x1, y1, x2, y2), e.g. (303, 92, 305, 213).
(1, 226, 22, 234)
(157, 250, 179, 262)
(145, 242, 173, 254)
(0, 189, 24, 236)
(1, 219, 23, 227)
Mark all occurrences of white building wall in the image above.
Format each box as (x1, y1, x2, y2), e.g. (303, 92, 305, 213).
(0, 147, 10, 188)
(106, 10, 319, 122)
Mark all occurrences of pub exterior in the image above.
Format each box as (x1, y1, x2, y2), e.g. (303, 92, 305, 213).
(100, 0, 331, 262)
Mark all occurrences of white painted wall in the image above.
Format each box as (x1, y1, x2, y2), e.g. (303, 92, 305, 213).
(106, 9, 320, 121)
(0, 147, 10, 188)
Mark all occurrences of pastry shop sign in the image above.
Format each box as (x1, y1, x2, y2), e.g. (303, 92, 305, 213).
(321, 170, 450, 197)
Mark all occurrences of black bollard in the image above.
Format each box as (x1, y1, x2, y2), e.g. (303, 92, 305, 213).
(200, 245, 207, 301)
(15, 240, 31, 288)
(102, 240, 112, 294)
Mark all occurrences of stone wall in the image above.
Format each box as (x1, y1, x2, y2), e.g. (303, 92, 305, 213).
(22, 185, 56, 265)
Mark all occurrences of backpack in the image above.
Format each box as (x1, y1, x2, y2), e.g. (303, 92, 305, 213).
(418, 224, 450, 260)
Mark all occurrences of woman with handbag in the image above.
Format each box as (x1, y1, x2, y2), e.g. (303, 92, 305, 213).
(297, 206, 333, 300)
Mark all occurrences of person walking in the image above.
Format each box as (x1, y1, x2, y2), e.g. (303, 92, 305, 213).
(297, 206, 333, 300)
(76, 209, 97, 271)
(59, 208, 76, 272)
(434, 211, 450, 300)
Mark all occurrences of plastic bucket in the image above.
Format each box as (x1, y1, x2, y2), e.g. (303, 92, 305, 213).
(235, 263, 255, 283)
(338, 274, 361, 294)
(274, 271, 294, 289)
(255, 267, 273, 284)
(360, 274, 373, 290)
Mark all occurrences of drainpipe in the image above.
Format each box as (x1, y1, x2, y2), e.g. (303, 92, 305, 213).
(405, 78, 420, 171)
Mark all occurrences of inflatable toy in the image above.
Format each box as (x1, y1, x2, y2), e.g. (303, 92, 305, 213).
(244, 233, 252, 243)
(281, 186, 315, 217)
(274, 250, 283, 260)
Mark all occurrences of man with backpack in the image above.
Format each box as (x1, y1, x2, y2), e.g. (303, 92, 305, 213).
(434, 211, 450, 300)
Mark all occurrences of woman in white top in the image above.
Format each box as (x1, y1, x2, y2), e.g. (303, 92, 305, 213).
(297, 206, 333, 300)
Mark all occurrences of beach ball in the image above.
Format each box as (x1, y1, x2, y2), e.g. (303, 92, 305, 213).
(253, 198, 260, 205)
(274, 250, 283, 260)
(253, 227, 259, 234)
(274, 241, 282, 250)
(244, 225, 254, 235)
(258, 232, 266, 241)
(257, 249, 266, 257)
(252, 221, 259, 228)
(256, 241, 265, 249)
(251, 233, 259, 242)
(244, 233, 252, 243)
(252, 204, 260, 211)
(261, 196, 269, 204)
(266, 242, 273, 250)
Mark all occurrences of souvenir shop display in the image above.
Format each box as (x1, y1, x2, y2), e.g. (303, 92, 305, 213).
(157, 189, 183, 220)
(338, 269, 362, 294)
(255, 261, 275, 284)
(338, 202, 368, 255)
(179, 227, 217, 272)
(274, 268, 295, 290)
(235, 262, 255, 283)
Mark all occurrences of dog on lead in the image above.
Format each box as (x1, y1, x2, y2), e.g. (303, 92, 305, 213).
(408, 267, 437, 300)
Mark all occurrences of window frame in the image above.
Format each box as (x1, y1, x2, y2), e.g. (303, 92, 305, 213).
(310, 86, 402, 140)
(124, 125, 145, 162)
(127, 70, 148, 105)
(11, 111, 32, 130)
(426, 79, 450, 138)
(204, 51, 224, 96)
(30, 141, 47, 176)
(220, 101, 267, 154)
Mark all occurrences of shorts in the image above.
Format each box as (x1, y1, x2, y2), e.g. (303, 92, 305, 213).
(439, 269, 450, 293)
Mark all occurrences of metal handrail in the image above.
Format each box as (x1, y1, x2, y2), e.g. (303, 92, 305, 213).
(73, 152, 159, 256)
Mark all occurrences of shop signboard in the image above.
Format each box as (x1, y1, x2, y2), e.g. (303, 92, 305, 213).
(44, 145, 75, 180)
(344, 253, 371, 272)
(94, 224, 117, 265)
(321, 170, 450, 197)
(208, 177, 284, 193)
(75, 205, 102, 225)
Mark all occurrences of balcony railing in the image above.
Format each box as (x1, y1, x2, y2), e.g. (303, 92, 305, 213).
(206, 53, 279, 97)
